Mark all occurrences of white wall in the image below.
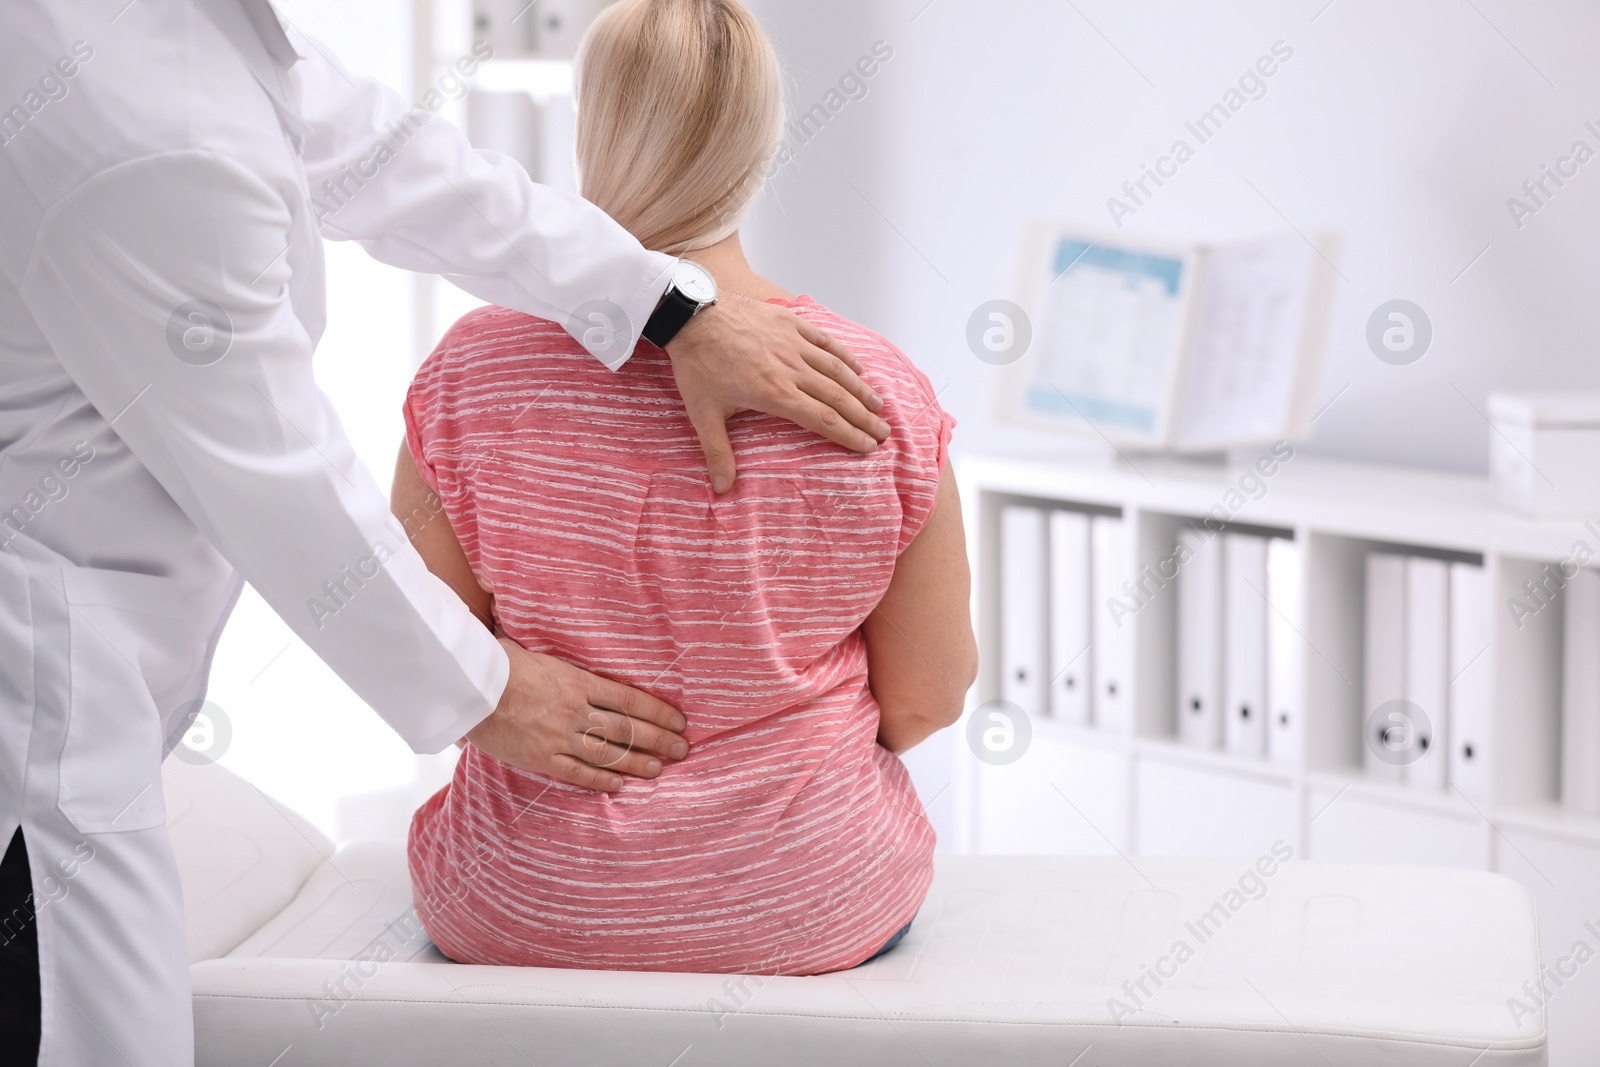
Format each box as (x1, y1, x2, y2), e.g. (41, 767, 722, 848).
(742, 0, 1600, 474)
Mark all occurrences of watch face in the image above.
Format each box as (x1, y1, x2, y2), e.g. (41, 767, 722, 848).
(674, 259, 718, 305)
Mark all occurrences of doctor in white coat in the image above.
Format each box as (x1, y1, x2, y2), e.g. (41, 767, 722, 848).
(0, 0, 890, 1063)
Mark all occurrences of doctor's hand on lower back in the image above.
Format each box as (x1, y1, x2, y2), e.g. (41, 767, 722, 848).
(665, 292, 891, 494)
(465, 638, 690, 792)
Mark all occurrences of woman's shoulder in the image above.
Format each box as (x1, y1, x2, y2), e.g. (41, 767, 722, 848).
(421, 305, 584, 376)
(773, 297, 953, 552)
(408, 305, 604, 417)
(778, 297, 947, 433)
(406, 306, 591, 439)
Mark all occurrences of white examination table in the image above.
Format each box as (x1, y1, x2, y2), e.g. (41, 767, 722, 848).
(165, 760, 1548, 1066)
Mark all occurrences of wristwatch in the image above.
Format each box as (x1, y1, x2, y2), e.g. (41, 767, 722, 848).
(642, 258, 719, 348)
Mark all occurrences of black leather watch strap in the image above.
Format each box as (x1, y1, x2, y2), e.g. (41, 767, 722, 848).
(642, 287, 701, 348)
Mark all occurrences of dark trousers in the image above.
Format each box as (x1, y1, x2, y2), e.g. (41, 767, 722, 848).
(0, 828, 41, 1063)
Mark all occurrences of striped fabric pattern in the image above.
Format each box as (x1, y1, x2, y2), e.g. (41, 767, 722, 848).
(403, 296, 953, 975)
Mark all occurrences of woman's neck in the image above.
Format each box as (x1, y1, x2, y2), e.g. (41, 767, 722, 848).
(683, 233, 795, 303)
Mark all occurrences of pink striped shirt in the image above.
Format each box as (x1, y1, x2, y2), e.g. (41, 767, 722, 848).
(403, 295, 953, 974)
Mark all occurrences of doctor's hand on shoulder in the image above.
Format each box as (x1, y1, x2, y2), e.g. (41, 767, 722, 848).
(662, 291, 890, 495)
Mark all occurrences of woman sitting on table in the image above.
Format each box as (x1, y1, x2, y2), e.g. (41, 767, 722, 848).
(393, 0, 974, 975)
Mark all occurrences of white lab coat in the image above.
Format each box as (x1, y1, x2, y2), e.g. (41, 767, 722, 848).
(0, 0, 674, 1062)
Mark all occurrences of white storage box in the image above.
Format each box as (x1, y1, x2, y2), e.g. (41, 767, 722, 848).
(1489, 391, 1600, 516)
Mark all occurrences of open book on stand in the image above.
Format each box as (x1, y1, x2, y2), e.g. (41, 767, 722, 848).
(998, 224, 1341, 452)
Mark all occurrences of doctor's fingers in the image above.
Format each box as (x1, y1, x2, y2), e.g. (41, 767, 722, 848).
(774, 343, 887, 453)
(684, 402, 739, 496)
(545, 753, 628, 792)
(795, 319, 881, 414)
(801, 349, 884, 434)
(582, 672, 688, 736)
(573, 729, 669, 782)
(578, 706, 689, 762)
(795, 370, 889, 451)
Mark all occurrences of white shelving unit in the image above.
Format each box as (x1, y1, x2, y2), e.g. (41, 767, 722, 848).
(409, 0, 586, 364)
(954, 447, 1600, 1060)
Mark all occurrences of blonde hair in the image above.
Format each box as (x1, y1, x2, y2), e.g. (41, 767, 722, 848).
(575, 0, 783, 255)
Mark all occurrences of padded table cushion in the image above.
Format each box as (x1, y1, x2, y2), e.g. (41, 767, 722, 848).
(190, 840, 1547, 1066)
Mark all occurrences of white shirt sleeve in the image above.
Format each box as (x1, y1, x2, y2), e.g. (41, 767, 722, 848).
(289, 31, 676, 370)
(20, 149, 508, 755)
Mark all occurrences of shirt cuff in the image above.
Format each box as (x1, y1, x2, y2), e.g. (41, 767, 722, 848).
(408, 624, 510, 754)
(597, 251, 678, 370)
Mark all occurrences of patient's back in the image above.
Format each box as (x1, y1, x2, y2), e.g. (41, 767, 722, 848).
(403, 295, 952, 974)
